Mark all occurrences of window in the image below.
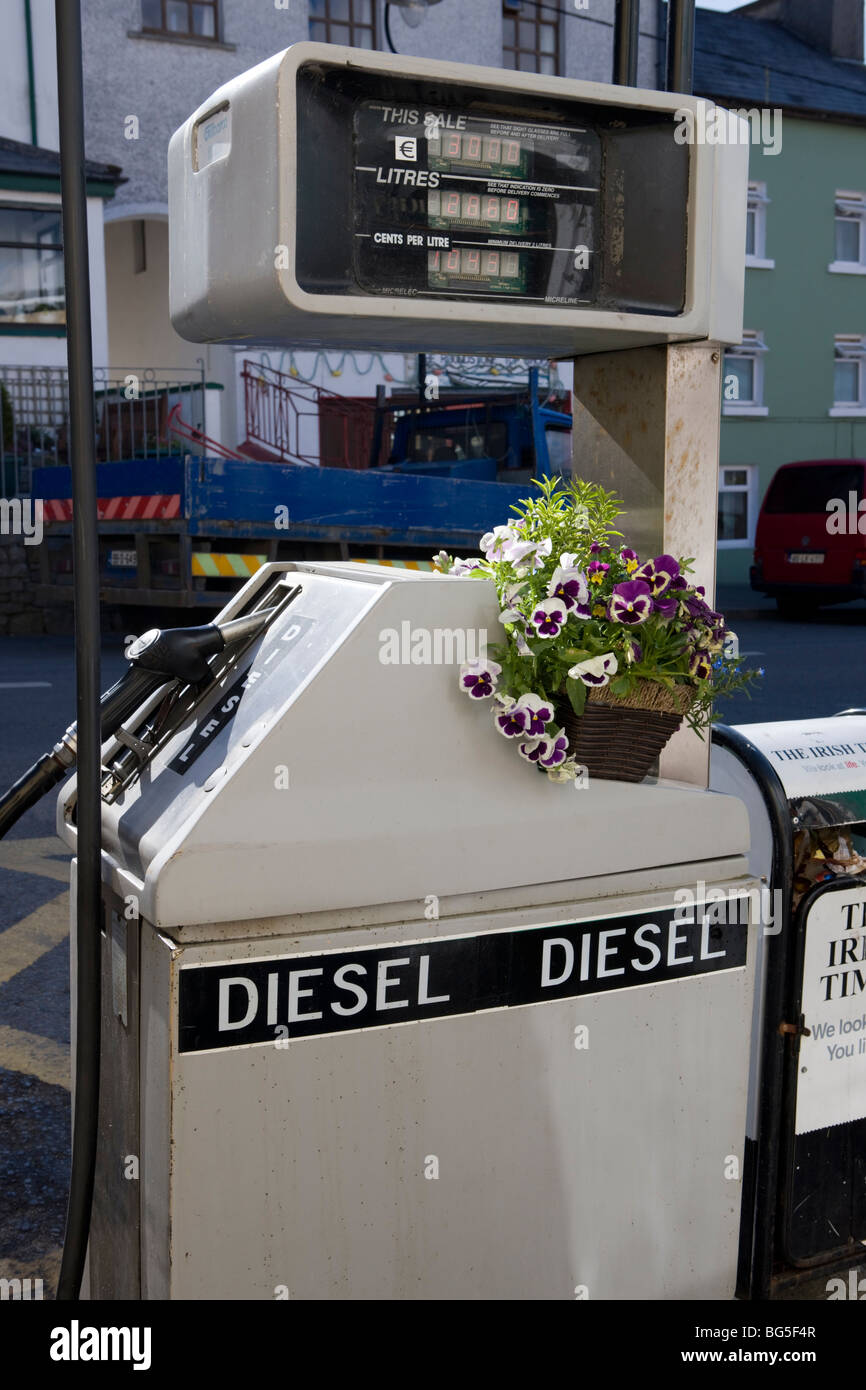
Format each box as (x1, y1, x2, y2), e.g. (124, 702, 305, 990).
(829, 191, 866, 275)
(0, 205, 64, 327)
(745, 181, 773, 269)
(830, 335, 866, 416)
(503, 0, 561, 76)
(310, 0, 376, 48)
(718, 465, 757, 547)
(763, 463, 863, 515)
(723, 331, 768, 417)
(141, 0, 218, 39)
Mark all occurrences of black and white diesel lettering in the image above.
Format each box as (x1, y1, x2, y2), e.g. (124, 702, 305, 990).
(178, 903, 747, 1052)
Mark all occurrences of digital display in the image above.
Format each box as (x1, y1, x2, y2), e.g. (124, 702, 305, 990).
(351, 99, 601, 305)
(293, 64, 691, 318)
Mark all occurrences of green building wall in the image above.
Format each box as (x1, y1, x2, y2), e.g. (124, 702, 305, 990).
(717, 113, 866, 585)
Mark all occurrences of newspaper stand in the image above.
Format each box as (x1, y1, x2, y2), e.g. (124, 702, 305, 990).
(711, 714, 866, 1299)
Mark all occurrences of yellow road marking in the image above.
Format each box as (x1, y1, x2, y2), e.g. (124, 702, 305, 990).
(0, 1247, 63, 1299)
(0, 836, 70, 884)
(0, 1025, 69, 1091)
(0, 892, 69, 987)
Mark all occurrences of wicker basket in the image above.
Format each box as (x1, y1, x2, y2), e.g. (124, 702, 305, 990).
(556, 680, 696, 783)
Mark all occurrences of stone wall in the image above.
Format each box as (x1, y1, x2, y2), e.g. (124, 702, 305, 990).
(0, 533, 73, 635)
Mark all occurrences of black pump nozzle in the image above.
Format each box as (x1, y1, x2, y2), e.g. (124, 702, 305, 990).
(0, 607, 276, 841)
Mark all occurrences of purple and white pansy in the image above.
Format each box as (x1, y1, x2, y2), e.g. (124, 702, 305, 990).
(450, 556, 485, 577)
(608, 579, 653, 626)
(492, 691, 555, 739)
(518, 727, 569, 769)
(531, 596, 569, 638)
(458, 658, 501, 699)
(567, 652, 618, 687)
(547, 560, 590, 617)
(634, 554, 680, 597)
(480, 525, 518, 561)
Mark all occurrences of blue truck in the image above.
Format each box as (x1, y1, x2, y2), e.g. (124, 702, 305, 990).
(33, 376, 572, 611)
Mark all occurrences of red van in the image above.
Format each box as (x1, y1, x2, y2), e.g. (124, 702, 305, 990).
(751, 459, 866, 615)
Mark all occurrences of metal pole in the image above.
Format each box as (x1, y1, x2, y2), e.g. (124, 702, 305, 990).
(54, 0, 103, 1302)
(613, 0, 641, 88)
(666, 0, 696, 94)
(418, 352, 427, 406)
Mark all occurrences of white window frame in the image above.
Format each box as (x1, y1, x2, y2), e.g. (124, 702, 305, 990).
(830, 334, 866, 417)
(723, 331, 769, 417)
(829, 191, 866, 275)
(717, 464, 758, 550)
(745, 181, 773, 269)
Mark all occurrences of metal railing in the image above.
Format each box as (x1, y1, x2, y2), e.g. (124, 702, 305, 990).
(0, 363, 207, 496)
(242, 360, 380, 469)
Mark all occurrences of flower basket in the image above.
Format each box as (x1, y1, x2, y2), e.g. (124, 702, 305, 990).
(555, 680, 697, 783)
(444, 476, 760, 786)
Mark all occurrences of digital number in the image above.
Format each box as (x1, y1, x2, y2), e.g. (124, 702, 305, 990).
(483, 137, 501, 162)
(443, 191, 461, 218)
(504, 198, 520, 223)
(464, 134, 482, 161)
(428, 189, 441, 217)
(501, 252, 520, 277)
(461, 249, 480, 275)
(461, 193, 481, 220)
(428, 250, 441, 272)
(503, 140, 521, 165)
(484, 251, 500, 275)
(444, 133, 462, 158)
(484, 196, 500, 222)
(445, 248, 460, 272)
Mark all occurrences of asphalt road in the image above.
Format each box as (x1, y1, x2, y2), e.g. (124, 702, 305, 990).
(0, 609, 863, 1298)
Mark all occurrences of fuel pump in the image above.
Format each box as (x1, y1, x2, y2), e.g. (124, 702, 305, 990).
(13, 37, 763, 1300)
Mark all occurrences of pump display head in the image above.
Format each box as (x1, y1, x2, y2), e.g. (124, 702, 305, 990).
(168, 43, 748, 357)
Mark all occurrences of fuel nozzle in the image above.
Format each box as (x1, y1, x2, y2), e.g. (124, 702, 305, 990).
(0, 606, 277, 841)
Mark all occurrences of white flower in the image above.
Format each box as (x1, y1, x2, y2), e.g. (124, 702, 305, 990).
(480, 525, 518, 560)
(567, 652, 618, 687)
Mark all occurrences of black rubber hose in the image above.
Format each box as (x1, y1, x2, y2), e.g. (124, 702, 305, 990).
(0, 755, 68, 840)
(55, 0, 103, 1303)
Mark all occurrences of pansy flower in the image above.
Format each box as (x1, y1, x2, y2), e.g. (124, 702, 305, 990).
(634, 554, 680, 597)
(432, 550, 451, 573)
(547, 564, 590, 616)
(625, 639, 643, 665)
(451, 557, 484, 577)
(689, 651, 712, 680)
(653, 595, 678, 620)
(531, 597, 568, 638)
(620, 547, 639, 574)
(567, 652, 618, 687)
(538, 728, 569, 768)
(515, 692, 554, 736)
(459, 658, 501, 699)
(494, 699, 529, 738)
(480, 525, 517, 560)
(608, 579, 653, 626)
(587, 560, 610, 585)
(518, 727, 568, 767)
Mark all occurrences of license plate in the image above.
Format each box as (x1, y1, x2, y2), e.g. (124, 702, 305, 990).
(787, 552, 824, 565)
(108, 549, 137, 569)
